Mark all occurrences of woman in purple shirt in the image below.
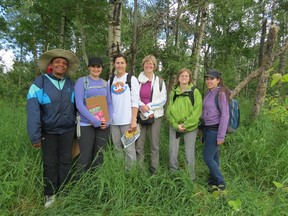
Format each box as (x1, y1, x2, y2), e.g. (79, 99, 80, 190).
(201, 70, 229, 192)
(74, 56, 113, 177)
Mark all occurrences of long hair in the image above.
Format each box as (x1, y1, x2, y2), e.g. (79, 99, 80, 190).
(218, 78, 231, 101)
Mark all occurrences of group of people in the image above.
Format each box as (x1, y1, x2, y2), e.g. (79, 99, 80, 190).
(26, 49, 230, 208)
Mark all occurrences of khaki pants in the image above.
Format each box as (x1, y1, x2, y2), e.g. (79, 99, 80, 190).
(110, 124, 137, 170)
(136, 117, 162, 171)
(169, 126, 198, 180)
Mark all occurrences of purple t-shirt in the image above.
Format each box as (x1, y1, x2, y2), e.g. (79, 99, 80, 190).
(140, 81, 152, 105)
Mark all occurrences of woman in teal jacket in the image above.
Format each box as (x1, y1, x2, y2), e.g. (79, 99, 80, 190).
(167, 68, 202, 180)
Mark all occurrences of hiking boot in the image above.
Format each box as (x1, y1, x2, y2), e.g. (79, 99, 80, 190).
(44, 195, 56, 208)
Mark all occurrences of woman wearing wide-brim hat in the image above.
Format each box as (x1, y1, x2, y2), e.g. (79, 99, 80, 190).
(26, 49, 79, 208)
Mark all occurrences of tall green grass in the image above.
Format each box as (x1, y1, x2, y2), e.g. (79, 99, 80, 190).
(0, 98, 287, 215)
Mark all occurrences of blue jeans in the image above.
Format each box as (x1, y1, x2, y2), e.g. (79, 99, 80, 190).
(203, 128, 225, 186)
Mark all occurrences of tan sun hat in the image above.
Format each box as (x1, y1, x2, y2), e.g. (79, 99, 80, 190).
(39, 49, 79, 75)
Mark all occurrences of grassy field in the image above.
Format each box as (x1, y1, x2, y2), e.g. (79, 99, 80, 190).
(0, 98, 287, 216)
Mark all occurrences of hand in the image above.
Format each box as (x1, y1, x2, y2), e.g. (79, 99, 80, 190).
(100, 120, 107, 129)
(141, 105, 149, 113)
(33, 142, 41, 149)
(217, 140, 224, 145)
(177, 124, 186, 132)
(130, 120, 138, 132)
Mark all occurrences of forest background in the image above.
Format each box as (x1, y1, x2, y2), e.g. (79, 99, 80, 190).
(0, 0, 288, 215)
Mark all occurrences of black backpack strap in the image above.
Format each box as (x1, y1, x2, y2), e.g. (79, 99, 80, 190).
(189, 86, 196, 106)
(126, 73, 132, 90)
(110, 73, 132, 91)
(173, 86, 196, 106)
(109, 74, 115, 92)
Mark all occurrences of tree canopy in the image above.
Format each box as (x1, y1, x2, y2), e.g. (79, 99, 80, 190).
(0, 0, 287, 116)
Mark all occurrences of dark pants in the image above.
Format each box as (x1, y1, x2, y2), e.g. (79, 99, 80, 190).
(41, 128, 75, 196)
(202, 128, 225, 186)
(77, 126, 109, 173)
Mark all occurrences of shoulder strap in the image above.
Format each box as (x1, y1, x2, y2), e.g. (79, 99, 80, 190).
(172, 86, 196, 106)
(158, 77, 164, 92)
(172, 89, 177, 102)
(109, 73, 132, 91)
(84, 76, 89, 91)
(189, 86, 196, 106)
(126, 73, 132, 90)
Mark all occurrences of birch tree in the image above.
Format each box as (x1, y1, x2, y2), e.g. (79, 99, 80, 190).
(108, 0, 123, 74)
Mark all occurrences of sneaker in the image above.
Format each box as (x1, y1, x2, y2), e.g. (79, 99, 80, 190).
(217, 184, 226, 191)
(44, 195, 56, 208)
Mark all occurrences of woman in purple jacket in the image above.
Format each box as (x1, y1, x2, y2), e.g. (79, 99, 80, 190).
(201, 70, 229, 192)
(74, 56, 113, 177)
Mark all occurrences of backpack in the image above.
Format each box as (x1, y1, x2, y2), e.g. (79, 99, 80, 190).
(83, 76, 107, 99)
(109, 73, 132, 91)
(173, 86, 196, 106)
(215, 91, 240, 134)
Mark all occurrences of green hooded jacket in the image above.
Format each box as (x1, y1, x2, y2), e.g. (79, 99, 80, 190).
(167, 84, 202, 132)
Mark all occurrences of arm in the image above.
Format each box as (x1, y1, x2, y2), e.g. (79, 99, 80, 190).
(217, 92, 229, 144)
(26, 77, 43, 146)
(147, 78, 167, 110)
(183, 88, 203, 130)
(130, 76, 140, 130)
(105, 81, 113, 127)
(166, 89, 179, 130)
(74, 77, 101, 127)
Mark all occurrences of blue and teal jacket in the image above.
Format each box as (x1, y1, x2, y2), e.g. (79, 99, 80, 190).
(26, 74, 76, 144)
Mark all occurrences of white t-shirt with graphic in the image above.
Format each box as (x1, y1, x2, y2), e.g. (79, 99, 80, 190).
(110, 73, 140, 125)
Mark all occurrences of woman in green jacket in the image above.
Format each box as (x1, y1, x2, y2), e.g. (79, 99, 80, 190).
(167, 68, 202, 180)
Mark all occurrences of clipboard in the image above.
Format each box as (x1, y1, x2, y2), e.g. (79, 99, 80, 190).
(85, 96, 110, 122)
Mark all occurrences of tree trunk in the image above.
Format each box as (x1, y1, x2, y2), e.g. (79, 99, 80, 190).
(108, 0, 122, 74)
(130, 0, 138, 75)
(253, 25, 279, 118)
(278, 44, 287, 75)
(174, 0, 181, 48)
(230, 36, 288, 99)
(32, 37, 38, 78)
(258, 17, 267, 67)
(191, 1, 207, 85)
(60, 14, 66, 48)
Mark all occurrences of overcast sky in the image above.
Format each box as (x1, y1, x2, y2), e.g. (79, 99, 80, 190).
(0, 49, 15, 73)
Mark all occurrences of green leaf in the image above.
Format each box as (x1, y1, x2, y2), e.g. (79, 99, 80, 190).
(228, 199, 242, 211)
(285, 96, 288, 105)
(281, 74, 288, 83)
(271, 73, 282, 87)
(273, 181, 283, 188)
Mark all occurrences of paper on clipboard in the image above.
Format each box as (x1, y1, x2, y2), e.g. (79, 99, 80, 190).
(86, 96, 110, 122)
(121, 125, 141, 148)
(140, 109, 154, 119)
